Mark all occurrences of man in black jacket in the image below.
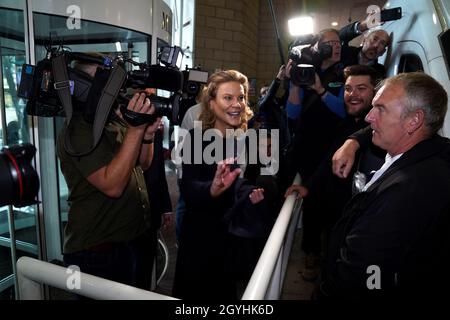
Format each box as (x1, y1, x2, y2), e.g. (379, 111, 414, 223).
(320, 72, 450, 299)
(285, 28, 346, 281)
(340, 13, 390, 80)
(285, 65, 383, 280)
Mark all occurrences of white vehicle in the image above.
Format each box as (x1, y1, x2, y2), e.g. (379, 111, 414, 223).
(379, 0, 450, 137)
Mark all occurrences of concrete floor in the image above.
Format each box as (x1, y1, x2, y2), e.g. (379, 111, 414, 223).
(280, 230, 316, 300)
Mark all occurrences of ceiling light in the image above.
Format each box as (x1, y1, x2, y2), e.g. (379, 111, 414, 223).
(288, 16, 314, 36)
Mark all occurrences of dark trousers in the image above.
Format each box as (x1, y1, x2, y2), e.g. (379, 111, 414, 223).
(301, 194, 326, 256)
(301, 191, 344, 257)
(64, 231, 154, 291)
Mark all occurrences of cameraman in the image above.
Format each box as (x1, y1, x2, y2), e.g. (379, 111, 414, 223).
(285, 29, 346, 279)
(57, 56, 162, 289)
(286, 31, 346, 127)
(253, 65, 290, 149)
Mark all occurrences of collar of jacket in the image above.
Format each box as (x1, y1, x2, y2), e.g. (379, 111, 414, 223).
(364, 134, 450, 193)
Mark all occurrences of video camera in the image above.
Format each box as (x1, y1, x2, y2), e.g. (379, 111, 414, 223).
(176, 66, 209, 122)
(0, 143, 39, 207)
(288, 34, 333, 86)
(118, 46, 185, 126)
(18, 44, 184, 126)
(182, 66, 209, 98)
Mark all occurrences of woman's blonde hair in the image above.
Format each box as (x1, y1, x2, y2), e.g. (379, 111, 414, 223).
(198, 70, 253, 131)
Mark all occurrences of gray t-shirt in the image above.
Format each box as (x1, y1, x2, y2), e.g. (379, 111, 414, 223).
(181, 103, 202, 130)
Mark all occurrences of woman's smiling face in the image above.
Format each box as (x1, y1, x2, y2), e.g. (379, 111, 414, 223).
(210, 81, 246, 134)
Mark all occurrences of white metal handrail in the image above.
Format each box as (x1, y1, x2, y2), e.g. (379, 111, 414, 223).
(17, 256, 178, 300)
(242, 173, 303, 300)
(17, 173, 302, 300)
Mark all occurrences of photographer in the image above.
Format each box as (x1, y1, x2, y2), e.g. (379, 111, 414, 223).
(285, 29, 347, 280)
(339, 11, 390, 80)
(57, 55, 162, 289)
(287, 29, 346, 177)
(286, 30, 346, 122)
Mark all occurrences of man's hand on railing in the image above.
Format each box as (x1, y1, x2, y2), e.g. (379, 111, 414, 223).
(284, 184, 308, 199)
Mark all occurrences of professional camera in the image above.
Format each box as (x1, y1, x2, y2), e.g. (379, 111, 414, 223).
(288, 35, 333, 86)
(18, 47, 113, 118)
(17, 44, 185, 155)
(117, 46, 185, 126)
(18, 44, 184, 125)
(177, 66, 209, 122)
(182, 66, 208, 98)
(0, 143, 39, 207)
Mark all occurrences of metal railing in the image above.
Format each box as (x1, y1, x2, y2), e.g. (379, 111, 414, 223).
(16, 256, 178, 300)
(242, 173, 302, 300)
(16, 174, 302, 300)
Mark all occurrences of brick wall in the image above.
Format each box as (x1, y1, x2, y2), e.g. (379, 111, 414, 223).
(194, 0, 292, 104)
(193, 0, 385, 104)
(256, 0, 291, 94)
(194, 0, 259, 103)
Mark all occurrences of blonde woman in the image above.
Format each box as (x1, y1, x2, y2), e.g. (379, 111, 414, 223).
(173, 70, 269, 299)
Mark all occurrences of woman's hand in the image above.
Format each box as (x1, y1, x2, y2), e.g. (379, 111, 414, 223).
(210, 158, 241, 198)
(249, 188, 265, 204)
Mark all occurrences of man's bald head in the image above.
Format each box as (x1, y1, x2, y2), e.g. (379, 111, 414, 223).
(361, 29, 390, 61)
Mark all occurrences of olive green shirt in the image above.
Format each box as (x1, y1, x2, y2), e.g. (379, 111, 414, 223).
(57, 116, 151, 254)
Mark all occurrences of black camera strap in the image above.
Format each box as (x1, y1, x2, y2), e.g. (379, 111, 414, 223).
(52, 54, 73, 120)
(91, 64, 127, 150)
(52, 54, 127, 156)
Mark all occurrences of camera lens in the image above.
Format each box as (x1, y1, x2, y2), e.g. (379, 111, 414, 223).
(0, 144, 39, 207)
(290, 64, 315, 87)
(186, 81, 199, 95)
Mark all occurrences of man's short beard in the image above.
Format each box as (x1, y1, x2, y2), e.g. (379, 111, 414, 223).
(346, 105, 371, 119)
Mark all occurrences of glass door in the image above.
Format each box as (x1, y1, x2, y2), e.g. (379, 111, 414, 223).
(0, 1, 39, 300)
(30, 11, 152, 264)
(1, 0, 154, 300)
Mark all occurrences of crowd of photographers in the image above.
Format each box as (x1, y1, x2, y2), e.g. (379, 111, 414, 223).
(7, 9, 447, 301)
